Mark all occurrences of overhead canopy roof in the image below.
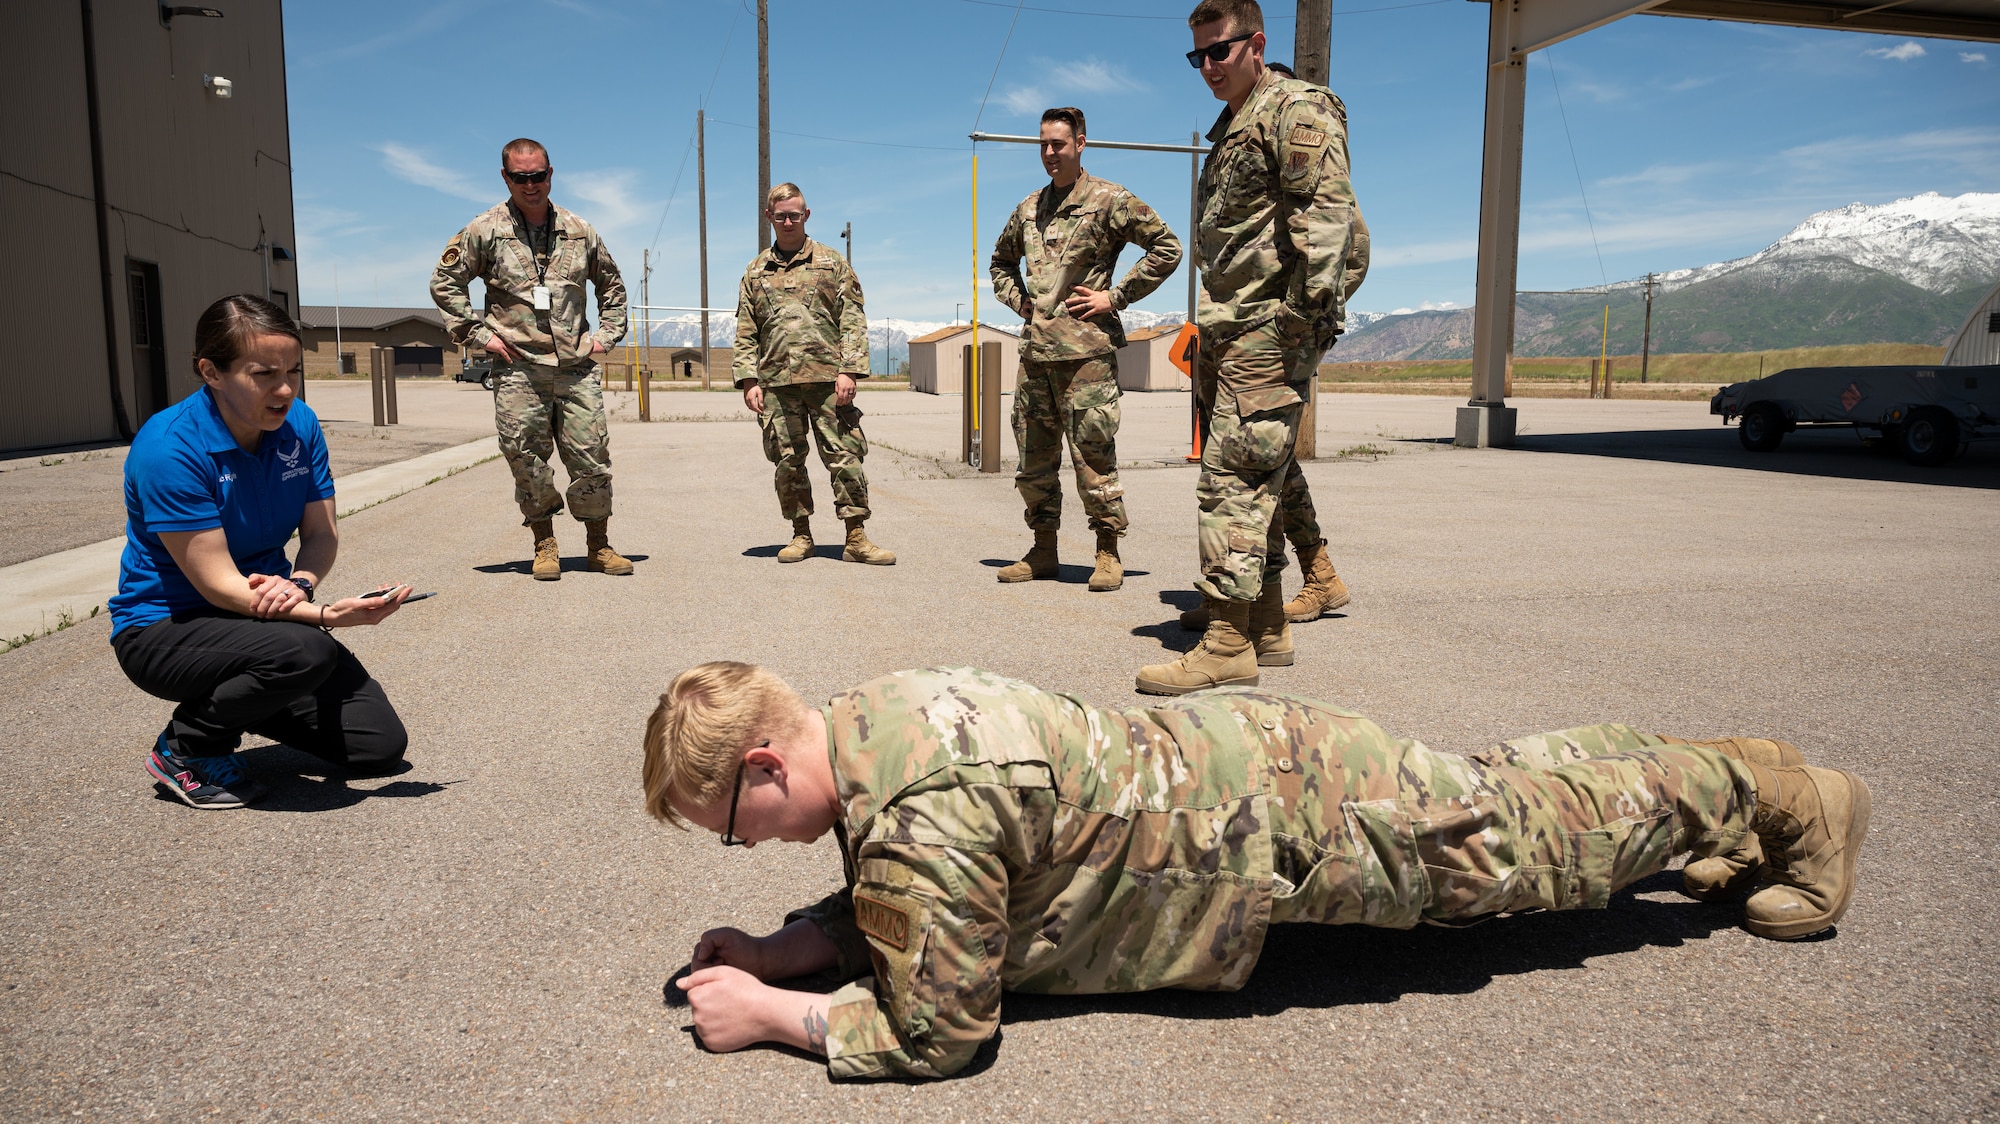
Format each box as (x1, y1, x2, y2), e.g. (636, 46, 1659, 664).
(1644, 0, 2000, 43)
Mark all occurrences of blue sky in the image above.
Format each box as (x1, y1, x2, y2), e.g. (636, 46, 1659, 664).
(285, 0, 1999, 324)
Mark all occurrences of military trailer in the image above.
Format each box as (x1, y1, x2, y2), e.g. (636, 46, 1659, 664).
(1711, 365, 2000, 466)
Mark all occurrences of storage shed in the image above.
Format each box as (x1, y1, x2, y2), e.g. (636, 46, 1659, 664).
(1115, 325, 1189, 392)
(908, 323, 1019, 395)
(1944, 281, 2000, 367)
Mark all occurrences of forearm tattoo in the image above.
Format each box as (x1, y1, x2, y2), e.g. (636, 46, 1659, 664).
(803, 1007, 828, 1055)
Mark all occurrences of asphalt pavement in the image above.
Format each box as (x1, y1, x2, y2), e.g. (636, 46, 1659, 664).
(2, 387, 1995, 1121)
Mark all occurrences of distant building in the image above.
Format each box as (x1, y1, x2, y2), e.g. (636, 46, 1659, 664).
(907, 323, 1020, 395)
(1944, 281, 2000, 367)
(297, 307, 459, 377)
(2, 3, 298, 453)
(664, 346, 733, 382)
(1116, 325, 1190, 392)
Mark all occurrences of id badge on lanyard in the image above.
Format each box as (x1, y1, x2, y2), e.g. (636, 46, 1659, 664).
(533, 285, 551, 311)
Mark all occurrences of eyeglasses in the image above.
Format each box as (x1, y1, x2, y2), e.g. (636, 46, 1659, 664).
(720, 744, 767, 846)
(769, 212, 807, 225)
(1185, 32, 1255, 68)
(505, 169, 551, 185)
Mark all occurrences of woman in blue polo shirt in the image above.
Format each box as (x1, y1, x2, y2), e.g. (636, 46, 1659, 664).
(110, 294, 414, 809)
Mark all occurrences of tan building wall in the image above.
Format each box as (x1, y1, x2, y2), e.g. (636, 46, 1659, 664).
(1116, 327, 1190, 392)
(300, 323, 462, 378)
(908, 325, 1020, 394)
(1, 2, 296, 453)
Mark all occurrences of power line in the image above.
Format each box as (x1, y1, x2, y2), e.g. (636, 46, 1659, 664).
(953, 0, 1452, 19)
(1542, 46, 1607, 288)
(971, 0, 1029, 136)
(648, 2, 747, 255)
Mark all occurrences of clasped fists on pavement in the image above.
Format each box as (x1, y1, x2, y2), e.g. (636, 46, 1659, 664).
(677, 964, 785, 1053)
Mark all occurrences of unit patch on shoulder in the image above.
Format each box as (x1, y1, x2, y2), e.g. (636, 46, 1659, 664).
(1289, 124, 1326, 148)
(1290, 151, 1311, 173)
(854, 891, 912, 950)
(440, 245, 462, 268)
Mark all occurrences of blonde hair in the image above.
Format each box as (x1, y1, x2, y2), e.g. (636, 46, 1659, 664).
(642, 661, 807, 826)
(766, 182, 805, 210)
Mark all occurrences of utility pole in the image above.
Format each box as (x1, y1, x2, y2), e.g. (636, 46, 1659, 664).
(841, 221, 859, 372)
(1293, 0, 1330, 459)
(641, 248, 653, 421)
(757, 0, 771, 252)
(1640, 271, 1655, 384)
(698, 109, 711, 392)
(1295, 0, 1331, 84)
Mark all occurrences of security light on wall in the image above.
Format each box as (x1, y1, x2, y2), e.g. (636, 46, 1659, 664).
(270, 246, 293, 262)
(204, 74, 233, 98)
(160, 5, 225, 27)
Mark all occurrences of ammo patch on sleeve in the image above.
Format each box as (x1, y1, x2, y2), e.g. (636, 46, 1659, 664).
(854, 891, 912, 950)
(1289, 124, 1326, 148)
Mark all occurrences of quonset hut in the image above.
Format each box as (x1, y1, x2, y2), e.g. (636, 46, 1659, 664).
(1944, 281, 2000, 367)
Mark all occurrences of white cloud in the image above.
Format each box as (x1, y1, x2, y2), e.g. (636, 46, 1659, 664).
(560, 169, 655, 249)
(1962, 52, 1990, 64)
(1388, 301, 1462, 314)
(1780, 126, 2000, 176)
(998, 56, 1146, 117)
(1595, 160, 1728, 188)
(376, 143, 490, 203)
(1374, 239, 1478, 267)
(1865, 41, 1926, 61)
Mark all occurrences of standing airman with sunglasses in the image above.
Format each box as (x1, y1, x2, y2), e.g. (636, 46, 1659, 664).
(1136, 0, 1363, 695)
(431, 137, 633, 581)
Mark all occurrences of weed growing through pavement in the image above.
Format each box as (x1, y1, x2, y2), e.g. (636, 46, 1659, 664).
(2, 605, 100, 654)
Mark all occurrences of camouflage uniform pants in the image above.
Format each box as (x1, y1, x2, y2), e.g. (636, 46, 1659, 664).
(1194, 326, 1322, 602)
(493, 361, 612, 525)
(1263, 705, 1757, 927)
(1196, 370, 1322, 552)
(1011, 355, 1127, 534)
(759, 382, 870, 521)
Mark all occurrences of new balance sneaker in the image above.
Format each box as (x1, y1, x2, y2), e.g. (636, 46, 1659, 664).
(145, 735, 266, 809)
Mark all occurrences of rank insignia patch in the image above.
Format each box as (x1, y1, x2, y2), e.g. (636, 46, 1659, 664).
(855, 892, 912, 950)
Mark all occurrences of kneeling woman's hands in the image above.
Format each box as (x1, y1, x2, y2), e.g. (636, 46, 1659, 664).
(312, 584, 414, 629)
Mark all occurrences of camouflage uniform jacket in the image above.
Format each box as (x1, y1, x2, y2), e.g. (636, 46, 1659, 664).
(989, 172, 1183, 363)
(790, 667, 1330, 1081)
(1196, 68, 1360, 367)
(429, 201, 628, 367)
(732, 239, 868, 389)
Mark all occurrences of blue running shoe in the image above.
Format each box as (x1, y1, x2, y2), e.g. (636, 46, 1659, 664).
(145, 734, 266, 809)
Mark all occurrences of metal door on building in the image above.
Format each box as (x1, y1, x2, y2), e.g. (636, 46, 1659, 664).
(126, 261, 168, 421)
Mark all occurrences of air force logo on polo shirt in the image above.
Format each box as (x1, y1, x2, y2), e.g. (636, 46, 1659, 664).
(276, 440, 310, 482)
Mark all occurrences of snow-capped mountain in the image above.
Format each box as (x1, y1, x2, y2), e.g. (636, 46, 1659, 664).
(1334, 191, 2000, 360)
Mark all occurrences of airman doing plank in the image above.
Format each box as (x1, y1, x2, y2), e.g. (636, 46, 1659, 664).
(1137, 0, 1362, 694)
(648, 663, 1871, 1079)
(734, 184, 894, 566)
(989, 106, 1183, 592)
(430, 138, 633, 581)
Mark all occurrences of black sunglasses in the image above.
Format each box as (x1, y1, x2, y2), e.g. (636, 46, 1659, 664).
(1186, 32, 1255, 68)
(505, 168, 551, 185)
(720, 743, 768, 847)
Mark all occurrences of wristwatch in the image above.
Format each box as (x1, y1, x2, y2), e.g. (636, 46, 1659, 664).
(293, 576, 315, 603)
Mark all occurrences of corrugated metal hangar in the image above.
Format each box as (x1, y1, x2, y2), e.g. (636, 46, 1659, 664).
(0, 2, 298, 454)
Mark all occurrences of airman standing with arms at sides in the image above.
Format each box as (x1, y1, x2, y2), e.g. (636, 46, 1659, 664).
(1181, 198, 1370, 634)
(734, 184, 894, 566)
(989, 107, 1182, 592)
(1138, 0, 1361, 694)
(430, 138, 632, 582)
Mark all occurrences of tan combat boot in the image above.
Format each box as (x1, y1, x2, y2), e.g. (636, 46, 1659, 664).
(1088, 529, 1123, 592)
(1283, 541, 1351, 622)
(1248, 578, 1294, 667)
(585, 519, 634, 575)
(1659, 737, 1809, 901)
(1135, 599, 1258, 695)
(997, 528, 1059, 583)
(530, 518, 561, 581)
(841, 518, 896, 565)
(777, 517, 814, 563)
(1739, 762, 1871, 940)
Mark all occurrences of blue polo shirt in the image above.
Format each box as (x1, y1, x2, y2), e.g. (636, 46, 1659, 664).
(109, 388, 336, 636)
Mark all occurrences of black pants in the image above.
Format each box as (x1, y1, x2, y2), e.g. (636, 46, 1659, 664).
(112, 610, 407, 770)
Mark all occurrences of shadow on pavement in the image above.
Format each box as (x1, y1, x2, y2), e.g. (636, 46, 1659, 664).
(975, 559, 1151, 584)
(473, 554, 653, 576)
(1000, 870, 1742, 1027)
(149, 745, 460, 812)
(1489, 427, 2000, 490)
